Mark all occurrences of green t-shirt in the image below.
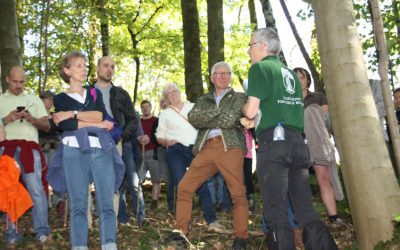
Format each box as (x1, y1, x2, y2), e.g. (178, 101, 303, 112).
(247, 56, 304, 136)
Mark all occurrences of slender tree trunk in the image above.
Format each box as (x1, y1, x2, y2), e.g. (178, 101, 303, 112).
(248, 0, 257, 29)
(207, 0, 224, 92)
(181, 0, 204, 101)
(97, 0, 109, 56)
(279, 0, 322, 91)
(43, 0, 50, 90)
(258, 0, 287, 65)
(87, 2, 97, 83)
(312, 0, 400, 248)
(127, 2, 162, 105)
(393, 0, 400, 40)
(0, 0, 22, 93)
(369, 0, 400, 174)
(133, 56, 140, 105)
(37, 0, 46, 93)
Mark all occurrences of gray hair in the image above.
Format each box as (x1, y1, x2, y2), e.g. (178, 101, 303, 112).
(253, 28, 281, 56)
(162, 83, 181, 99)
(211, 61, 232, 76)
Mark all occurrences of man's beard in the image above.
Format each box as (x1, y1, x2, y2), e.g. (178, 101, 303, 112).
(99, 75, 112, 82)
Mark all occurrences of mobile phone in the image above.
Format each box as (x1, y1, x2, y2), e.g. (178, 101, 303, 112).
(16, 106, 25, 122)
(17, 106, 25, 112)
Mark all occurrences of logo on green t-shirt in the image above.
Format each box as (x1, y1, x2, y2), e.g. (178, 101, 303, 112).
(281, 68, 296, 95)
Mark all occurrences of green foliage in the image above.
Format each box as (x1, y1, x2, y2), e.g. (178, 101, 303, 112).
(15, 0, 257, 102)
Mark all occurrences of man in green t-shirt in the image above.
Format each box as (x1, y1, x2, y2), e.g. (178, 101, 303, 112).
(242, 28, 337, 249)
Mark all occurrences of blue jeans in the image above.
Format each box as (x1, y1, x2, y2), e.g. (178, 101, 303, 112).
(62, 145, 116, 249)
(208, 173, 232, 211)
(166, 143, 216, 223)
(118, 142, 145, 223)
(0, 147, 50, 241)
(157, 146, 175, 210)
(43, 149, 66, 206)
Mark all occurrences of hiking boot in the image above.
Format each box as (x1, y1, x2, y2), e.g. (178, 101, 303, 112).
(207, 220, 227, 233)
(232, 237, 246, 250)
(329, 217, 345, 229)
(248, 194, 256, 215)
(165, 230, 187, 248)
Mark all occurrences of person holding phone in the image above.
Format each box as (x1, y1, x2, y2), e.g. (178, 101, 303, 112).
(0, 66, 51, 245)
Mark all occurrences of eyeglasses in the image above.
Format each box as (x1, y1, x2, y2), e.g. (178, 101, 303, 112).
(166, 90, 178, 96)
(214, 72, 232, 77)
(248, 42, 262, 47)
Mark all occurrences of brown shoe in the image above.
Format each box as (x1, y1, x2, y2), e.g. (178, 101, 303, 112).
(293, 228, 304, 249)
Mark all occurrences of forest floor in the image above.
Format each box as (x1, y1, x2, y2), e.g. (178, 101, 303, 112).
(0, 176, 360, 250)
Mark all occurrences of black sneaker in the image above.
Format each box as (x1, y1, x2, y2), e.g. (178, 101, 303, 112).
(165, 230, 187, 248)
(232, 237, 246, 250)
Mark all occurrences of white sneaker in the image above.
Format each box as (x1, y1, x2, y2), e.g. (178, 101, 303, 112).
(38, 235, 49, 244)
(207, 221, 227, 233)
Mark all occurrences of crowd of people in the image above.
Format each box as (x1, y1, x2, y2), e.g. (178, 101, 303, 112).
(4, 27, 395, 249)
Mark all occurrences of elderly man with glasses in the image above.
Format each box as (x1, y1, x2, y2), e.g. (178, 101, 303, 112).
(168, 61, 248, 250)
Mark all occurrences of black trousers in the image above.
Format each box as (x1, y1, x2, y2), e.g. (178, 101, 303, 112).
(257, 127, 337, 249)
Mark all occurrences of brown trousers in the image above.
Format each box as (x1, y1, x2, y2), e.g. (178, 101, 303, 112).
(175, 137, 249, 239)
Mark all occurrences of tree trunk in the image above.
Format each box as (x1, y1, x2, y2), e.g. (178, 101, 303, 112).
(181, 0, 204, 101)
(258, 0, 287, 65)
(0, 0, 22, 93)
(369, 0, 400, 174)
(133, 56, 140, 105)
(97, 0, 110, 56)
(312, 0, 400, 248)
(248, 0, 257, 29)
(37, 0, 46, 93)
(207, 0, 224, 93)
(128, 26, 140, 105)
(279, 0, 323, 92)
(43, 0, 50, 91)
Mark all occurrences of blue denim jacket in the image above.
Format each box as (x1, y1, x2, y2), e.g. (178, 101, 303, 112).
(47, 127, 125, 193)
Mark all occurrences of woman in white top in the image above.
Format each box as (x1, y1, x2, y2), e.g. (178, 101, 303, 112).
(156, 83, 218, 224)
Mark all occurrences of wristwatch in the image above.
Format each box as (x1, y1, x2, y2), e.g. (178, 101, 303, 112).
(73, 110, 78, 119)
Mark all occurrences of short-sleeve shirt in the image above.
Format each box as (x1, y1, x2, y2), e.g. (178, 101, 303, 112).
(247, 56, 304, 136)
(0, 91, 47, 143)
(304, 91, 327, 108)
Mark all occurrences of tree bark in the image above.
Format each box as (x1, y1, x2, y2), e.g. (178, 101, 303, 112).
(97, 0, 110, 56)
(312, 0, 400, 248)
(258, 0, 287, 65)
(248, 0, 257, 29)
(207, 0, 224, 93)
(181, 0, 204, 101)
(127, 1, 162, 105)
(369, 0, 400, 174)
(0, 0, 22, 93)
(279, 0, 322, 91)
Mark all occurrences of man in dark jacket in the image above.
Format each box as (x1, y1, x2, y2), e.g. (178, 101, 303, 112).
(170, 62, 248, 250)
(94, 56, 148, 225)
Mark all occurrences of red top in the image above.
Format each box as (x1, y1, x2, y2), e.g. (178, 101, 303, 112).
(140, 116, 157, 151)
